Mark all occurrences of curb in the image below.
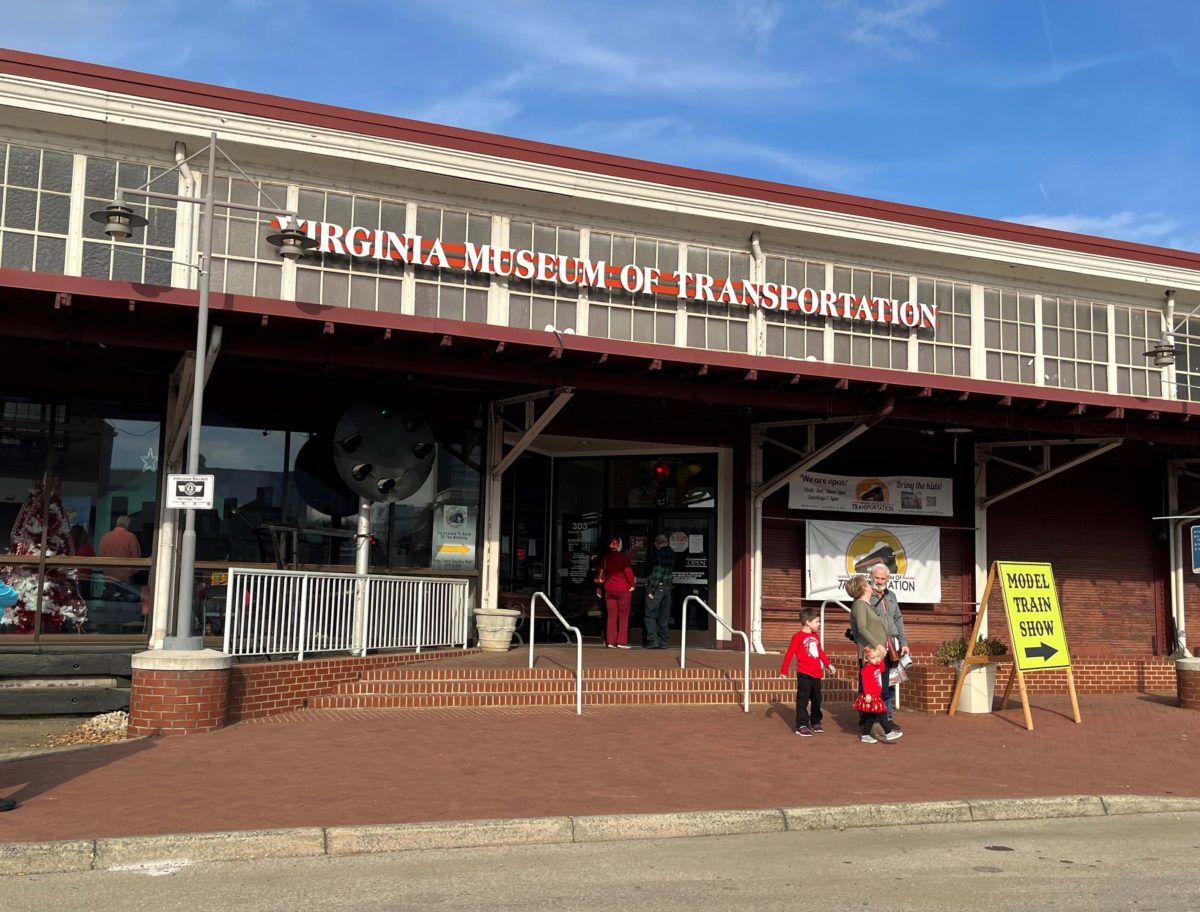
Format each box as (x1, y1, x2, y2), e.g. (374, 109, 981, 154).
(2, 794, 1199, 876)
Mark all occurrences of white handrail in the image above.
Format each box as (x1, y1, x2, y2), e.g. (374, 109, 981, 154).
(528, 591, 583, 715)
(819, 597, 902, 710)
(679, 594, 750, 713)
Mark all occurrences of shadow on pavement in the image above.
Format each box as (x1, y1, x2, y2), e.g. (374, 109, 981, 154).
(1, 737, 155, 807)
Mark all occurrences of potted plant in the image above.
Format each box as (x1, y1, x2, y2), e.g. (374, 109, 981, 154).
(935, 635, 1009, 714)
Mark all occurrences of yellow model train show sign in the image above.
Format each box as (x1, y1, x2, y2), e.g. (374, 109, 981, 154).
(996, 561, 1072, 672)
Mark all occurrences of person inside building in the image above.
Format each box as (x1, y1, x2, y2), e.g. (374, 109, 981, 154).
(98, 515, 141, 598)
(642, 533, 675, 649)
(596, 537, 636, 649)
(867, 564, 910, 727)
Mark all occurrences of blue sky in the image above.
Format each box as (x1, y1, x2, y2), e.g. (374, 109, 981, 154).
(4, 0, 1198, 251)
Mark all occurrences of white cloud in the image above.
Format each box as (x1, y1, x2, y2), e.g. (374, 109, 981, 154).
(846, 0, 942, 57)
(1004, 211, 1198, 251)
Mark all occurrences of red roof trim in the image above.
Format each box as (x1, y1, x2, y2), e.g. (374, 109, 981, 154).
(2, 48, 1199, 274)
(4, 268, 1189, 418)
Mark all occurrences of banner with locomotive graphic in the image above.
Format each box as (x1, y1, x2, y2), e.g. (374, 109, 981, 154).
(805, 520, 942, 604)
(789, 472, 953, 517)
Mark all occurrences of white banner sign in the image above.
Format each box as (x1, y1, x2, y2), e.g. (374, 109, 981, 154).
(805, 520, 942, 603)
(789, 472, 952, 517)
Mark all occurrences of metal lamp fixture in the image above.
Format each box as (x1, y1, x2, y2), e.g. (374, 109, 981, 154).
(90, 132, 307, 650)
(89, 202, 148, 240)
(266, 225, 318, 259)
(1143, 289, 1181, 367)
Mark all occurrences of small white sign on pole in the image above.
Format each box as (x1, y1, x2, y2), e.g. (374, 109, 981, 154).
(166, 474, 215, 510)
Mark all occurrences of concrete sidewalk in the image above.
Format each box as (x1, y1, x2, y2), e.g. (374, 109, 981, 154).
(0, 693, 1196, 848)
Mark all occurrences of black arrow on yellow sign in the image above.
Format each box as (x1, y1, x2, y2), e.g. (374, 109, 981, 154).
(1024, 642, 1059, 662)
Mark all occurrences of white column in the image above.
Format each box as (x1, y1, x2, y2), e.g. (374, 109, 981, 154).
(480, 406, 505, 615)
(974, 444, 988, 637)
(351, 496, 371, 655)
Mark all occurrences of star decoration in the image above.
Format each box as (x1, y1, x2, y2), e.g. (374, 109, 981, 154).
(142, 448, 158, 472)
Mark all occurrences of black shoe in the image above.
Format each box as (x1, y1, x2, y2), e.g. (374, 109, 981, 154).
(0, 797, 16, 812)
(889, 720, 902, 731)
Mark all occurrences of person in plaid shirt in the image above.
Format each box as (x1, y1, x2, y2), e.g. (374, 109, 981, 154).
(643, 534, 676, 649)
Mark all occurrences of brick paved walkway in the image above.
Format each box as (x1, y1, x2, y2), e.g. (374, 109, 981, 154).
(0, 693, 1195, 843)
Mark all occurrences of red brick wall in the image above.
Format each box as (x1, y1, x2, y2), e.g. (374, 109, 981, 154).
(227, 649, 477, 721)
(129, 668, 229, 736)
(902, 655, 1177, 714)
(986, 457, 1166, 654)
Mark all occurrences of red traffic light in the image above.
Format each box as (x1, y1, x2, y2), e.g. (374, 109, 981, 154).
(652, 461, 670, 479)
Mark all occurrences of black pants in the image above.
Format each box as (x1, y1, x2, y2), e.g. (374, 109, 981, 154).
(794, 673, 823, 729)
(860, 712, 894, 737)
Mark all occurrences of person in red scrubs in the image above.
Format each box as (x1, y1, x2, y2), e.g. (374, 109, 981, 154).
(596, 537, 636, 648)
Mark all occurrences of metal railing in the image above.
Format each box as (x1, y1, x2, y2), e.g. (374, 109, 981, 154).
(820, 597, 902, 709)
(222, 568, 470, 660)
(527, 591, 582, 715)
(679, 595, 750, 713)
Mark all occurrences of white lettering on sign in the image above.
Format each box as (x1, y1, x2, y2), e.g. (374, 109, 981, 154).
(270, 217, 940, 328)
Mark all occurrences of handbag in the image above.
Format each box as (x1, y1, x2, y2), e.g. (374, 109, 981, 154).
(886, 637, 901, 664)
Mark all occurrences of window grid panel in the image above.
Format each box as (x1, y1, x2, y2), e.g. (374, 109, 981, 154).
(916, 278, 972, 377)
(1042, 295, 1110, 392)
(508, 218, 582, 332)
(79, 154, 176, 285)
(1171, 315, 1200, 402)
(1113, 304, 1165, 398)
(830, 264, 911, 370)
(983, 288, 1037, 384)
(411, 204, 491, 322)
(295, 187, 411, 314)
(0, 143, 74, 275)
(683, 243, 751, 353)
(762, 255, 827, 361)
(587, 230, 678, 345)
(202, 174, 289, 300)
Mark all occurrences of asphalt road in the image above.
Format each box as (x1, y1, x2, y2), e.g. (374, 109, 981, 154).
(7, 813, 1200, 911)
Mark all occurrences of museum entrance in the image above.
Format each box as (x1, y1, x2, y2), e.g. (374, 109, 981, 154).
(499, 451, 720, 646)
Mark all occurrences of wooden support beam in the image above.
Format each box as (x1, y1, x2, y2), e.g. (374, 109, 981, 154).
(834, 378, 849, 390)
(743, 369, 757, 382)
(995, 396, 1012, 406)
(54, 292, 71, 309)
(322, 321, 335, 335)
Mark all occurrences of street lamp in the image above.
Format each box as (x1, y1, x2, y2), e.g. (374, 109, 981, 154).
(91, 132, 315, 649)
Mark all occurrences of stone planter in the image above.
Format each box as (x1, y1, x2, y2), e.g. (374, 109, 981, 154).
(953, 660, 998, 714)
(473, 607, 522, 652)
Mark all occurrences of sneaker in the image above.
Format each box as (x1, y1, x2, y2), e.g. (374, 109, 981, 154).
(606, 644, 616, 649)
(811, 723, 824, 734)
(860, 734, 878, 744)
(795, 725, 814, 737)
(884, 730, 904, 741)
(616, 644, 631, 649)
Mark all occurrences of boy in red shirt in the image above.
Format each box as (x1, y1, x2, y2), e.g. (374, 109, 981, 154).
(779, 608, 837, 736)
(857, 644, 903, 743)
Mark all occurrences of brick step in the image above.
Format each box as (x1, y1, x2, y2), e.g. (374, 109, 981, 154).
(360, 668, 813, 681)
(308, 690, 847, 709)
(334, 678, 852, 695)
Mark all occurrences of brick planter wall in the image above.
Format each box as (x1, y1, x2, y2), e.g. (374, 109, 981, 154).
(128, 652, 232, 736)
(227, 648, 478, 722)
(902, 654, 1177, 714)
(1178, 658, 1200, 710)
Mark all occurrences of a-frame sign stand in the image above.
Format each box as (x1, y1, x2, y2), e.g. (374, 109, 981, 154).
(949, 561, 1080, 731)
